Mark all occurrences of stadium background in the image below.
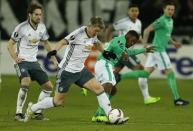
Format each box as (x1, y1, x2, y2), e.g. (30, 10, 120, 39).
(0, 1, 193, 131)
(1, 0, 193, 79)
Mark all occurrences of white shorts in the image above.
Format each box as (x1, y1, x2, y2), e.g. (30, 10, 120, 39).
(145, 52, 172, 70)
(95, 59, 116, 86)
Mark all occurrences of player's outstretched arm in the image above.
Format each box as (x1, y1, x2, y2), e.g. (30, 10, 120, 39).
(143, 24, 154, 43)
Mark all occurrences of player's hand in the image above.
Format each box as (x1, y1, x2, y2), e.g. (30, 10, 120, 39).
(145, 46, 156, 53)
(173, 42, 182, 49)
(50, 56, 58, 67)
(121, 52, 129, 61)
(14, 57, 24, 63)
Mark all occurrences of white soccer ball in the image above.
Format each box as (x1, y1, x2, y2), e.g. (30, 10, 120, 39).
(108, 108, 124, 124)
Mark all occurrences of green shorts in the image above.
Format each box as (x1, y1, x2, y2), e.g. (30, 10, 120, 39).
(14, 61, 49, 85)
(55, 67, 94, 93)
(114, 55, 141, 69)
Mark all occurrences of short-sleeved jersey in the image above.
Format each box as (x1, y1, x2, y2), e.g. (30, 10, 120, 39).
(152, 15, 173, 52)
(58, 26, 98, 73)
(11, 20, 49, 62)
(98, 35, 145, 65)
(113, 17, 142, 35)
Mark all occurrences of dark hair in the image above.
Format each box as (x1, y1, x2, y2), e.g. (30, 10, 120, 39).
(163, 1, 175, 9)
(128, 4, 139, 9)
(89, 16, 105, 29)
(27, 3, 42, 14)
(125, 30, 139, 40)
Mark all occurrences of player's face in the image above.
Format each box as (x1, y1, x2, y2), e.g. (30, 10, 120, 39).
(164, 5, 175, 17)
(128, 7, 139, 21)
(89, 26, 102, 37)
(126, 36, 138, 48)
(29, 9, 42, 24)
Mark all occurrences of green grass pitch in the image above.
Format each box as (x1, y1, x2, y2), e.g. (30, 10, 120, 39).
(0, 75, 193, 131)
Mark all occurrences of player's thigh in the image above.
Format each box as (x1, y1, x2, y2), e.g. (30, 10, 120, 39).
(29, 62, 49, 85)
(14, 62, 31, 85)
(114, 61, 124, 73)
(55, 69, 78, 93)
(95, 60, 116, 86)
(155, 52, 172, 70)
(144, 53, 156, 68)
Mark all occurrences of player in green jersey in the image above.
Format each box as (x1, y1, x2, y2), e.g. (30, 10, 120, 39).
(141, 1, 189, 106)
(92, 30, 155, 122)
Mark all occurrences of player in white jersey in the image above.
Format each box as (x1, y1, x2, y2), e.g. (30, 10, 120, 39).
(24, 16, 129, 124)
(7, 3, 57, 121)
(105, 4, 160, 105)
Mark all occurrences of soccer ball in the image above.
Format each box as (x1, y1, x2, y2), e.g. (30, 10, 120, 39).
(108, 108, 124, 124)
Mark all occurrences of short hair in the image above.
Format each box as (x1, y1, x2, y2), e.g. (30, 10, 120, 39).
(125, 30, 139, 40)
(89, 16, 105, 29)
(163, 1, 175, 9)
(27, 2, 42, 14)
(128, 4, 139, 9)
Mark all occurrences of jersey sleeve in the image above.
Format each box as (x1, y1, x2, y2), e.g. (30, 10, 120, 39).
(64, 28, 81, 44)
(152, 18, 164, 30)
(138, 20, 142, 34)
(41, 26, 49, 41)
(11, 25, 23, 42)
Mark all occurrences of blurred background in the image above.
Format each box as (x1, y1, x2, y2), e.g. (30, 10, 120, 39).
(0, 0, 193, 79)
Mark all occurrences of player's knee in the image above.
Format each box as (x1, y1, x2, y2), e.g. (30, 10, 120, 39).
(42, 81, 54, 91)
(102, 83, 113, 94)
(110, 86, 117, 96)
(21, 77, 31, 86)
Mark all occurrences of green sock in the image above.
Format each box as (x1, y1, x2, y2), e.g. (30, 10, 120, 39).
(95, 94, 112, 116)
(121, 70, 150, 80)
(167, 72, 180, 100)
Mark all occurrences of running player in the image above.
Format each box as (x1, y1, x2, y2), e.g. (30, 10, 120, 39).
(92, 30, 156, 122)
(24, 16, 129, 124)
(7, 3, 57, 121)
(142, 1, 189, 106)
(106, 4, 160, 105)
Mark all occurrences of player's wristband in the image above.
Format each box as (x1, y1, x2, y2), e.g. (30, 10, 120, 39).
(102, 50, 116, 60)
(47, 50, 57, 59)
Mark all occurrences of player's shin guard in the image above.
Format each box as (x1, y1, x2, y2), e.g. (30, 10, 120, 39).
(16, 86, 28, 114)
(35, 90, 52, 113)
(97, 91, 112, 116)
(167, 71, 180, 100)
(31, 97, 55, 113)
(95, 93, 112, 116)
(138, 78, 150, 100)
(121, 70, 150, 80)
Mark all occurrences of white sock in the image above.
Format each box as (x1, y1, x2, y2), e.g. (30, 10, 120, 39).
(138, 78, 150, 100)
(35, 90, 52, 113)
(97, 91, 112, 116)
(31, 97, 54, 112)
(16, 87, 28, 114)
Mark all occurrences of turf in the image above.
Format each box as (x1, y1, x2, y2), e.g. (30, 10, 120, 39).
(0, 75, 193, 131)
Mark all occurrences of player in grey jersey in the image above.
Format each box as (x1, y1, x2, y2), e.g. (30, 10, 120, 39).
(24, 16, 128, 124)
(7, 3, 57, 121)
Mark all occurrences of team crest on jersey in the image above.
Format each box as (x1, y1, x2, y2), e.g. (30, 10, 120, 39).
(14, 32, 19, 38)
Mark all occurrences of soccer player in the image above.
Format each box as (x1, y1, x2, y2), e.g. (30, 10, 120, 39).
(142, 1, 189, 106)
(24, 16, 128, 124)
(7, 3, 58, 121)
(105, 4, 160, 105)
(92, 30, 156, 122)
